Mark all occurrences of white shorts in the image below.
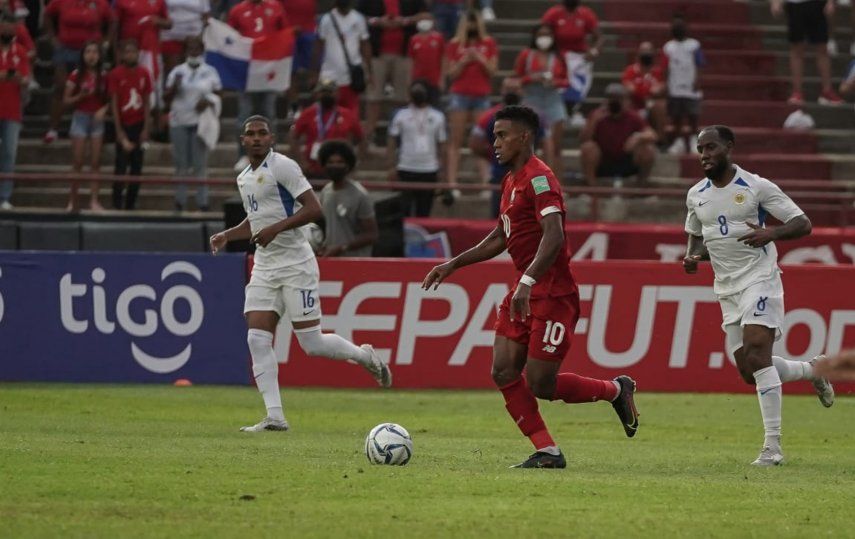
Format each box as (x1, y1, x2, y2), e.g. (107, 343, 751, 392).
(718, 277, 784, 355)
(244, 258, 322, 322)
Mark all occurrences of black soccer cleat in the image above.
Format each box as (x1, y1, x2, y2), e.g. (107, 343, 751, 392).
(510, 451, 567, 469)
(611, 375, 639, 438)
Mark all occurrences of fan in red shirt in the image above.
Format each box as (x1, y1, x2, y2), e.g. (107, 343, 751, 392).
(0, 13, 30, 209)
(282, 0, 316, 117)
(114, 0, 171, 96)
(289, 79, 365, 178)
(423, 105, 639, 469)
(621, 41, 667, 142)
(407, 15, 444, 103)
(227, 0, 286, 39)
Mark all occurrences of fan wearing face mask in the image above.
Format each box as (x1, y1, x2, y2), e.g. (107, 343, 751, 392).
(514, 24, 569, 181)
(407, 15, 444, 106)
(621, 41, 667, 144)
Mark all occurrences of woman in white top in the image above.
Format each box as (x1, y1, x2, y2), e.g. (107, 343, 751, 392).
(161, 0, 210, 77)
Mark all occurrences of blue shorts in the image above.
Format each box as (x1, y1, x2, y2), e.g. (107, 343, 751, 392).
(447, 93, 490, 112)
(53, 45, 80, 70)
(69, 111, 105, 138)
(293, 31, 316, 72)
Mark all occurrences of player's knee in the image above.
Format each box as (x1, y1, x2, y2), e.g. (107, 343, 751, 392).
(526, 375, 556, 400)
(247, 329, 273, 354)
(491, 365, 521, 388)
(737, 365, 755, 385)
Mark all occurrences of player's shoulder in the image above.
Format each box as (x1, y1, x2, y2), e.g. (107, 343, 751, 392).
(733, 166, 773, 190)
(687, 177, 711, 198)
(268, 151, 304, 177)
(523, 158, 560, 190)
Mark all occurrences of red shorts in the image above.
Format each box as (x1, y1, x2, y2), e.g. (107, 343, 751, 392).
(337, 85, 360, 115)
(161, 40, 184, 56)
(494, 292, 580, 362)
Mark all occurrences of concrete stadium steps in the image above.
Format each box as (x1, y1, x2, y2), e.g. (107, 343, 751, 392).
(699, 101, 855, 130)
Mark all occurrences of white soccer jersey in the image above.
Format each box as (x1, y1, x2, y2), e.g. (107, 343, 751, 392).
(684, 165, 804, 296)
(237, 151, 315, 272)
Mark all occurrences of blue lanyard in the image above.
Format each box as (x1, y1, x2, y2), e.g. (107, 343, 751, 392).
(316, 107, 337, 139)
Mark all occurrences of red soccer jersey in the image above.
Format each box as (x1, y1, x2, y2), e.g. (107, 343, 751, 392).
(228, 0, 286, 38)
(498, 156, 576, 298)
(45, 0, 113, 49)
(541, 5, 597, 54)
(514, 48, 569, 88)
(621, 62, 664, 110)
(68, 68, 108, 113)
(293, 103, 364, 172)
(282, 0, 316, 32)
(0, 43, 29, 121)
(107, 64, 152, 125)
(115, 0, 167, 45)
(446, 36, 496, 97)
(378, 0, 404, 55)
(408, 30, 444, 86)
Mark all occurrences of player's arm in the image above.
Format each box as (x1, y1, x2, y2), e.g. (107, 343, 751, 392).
(422, 224, 506, 290)
(252, 189, 322, 247)
(683, 233, 708, 274)
(738, 214, 811, 248)
(510, 212, 563, 321)
(210, 218, 251, 254)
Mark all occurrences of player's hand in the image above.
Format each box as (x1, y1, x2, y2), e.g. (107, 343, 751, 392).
(210, 232, 227, 254)
(422, 261, 456, 290)
(510, 282, 531, 322)
(683, 254, 701, 274)
(738, 222, 776, 248)
(251, 225, 280, 248)
(812, 350, 855, 381)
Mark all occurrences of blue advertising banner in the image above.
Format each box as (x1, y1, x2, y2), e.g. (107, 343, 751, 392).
(0, 252, 250, 384)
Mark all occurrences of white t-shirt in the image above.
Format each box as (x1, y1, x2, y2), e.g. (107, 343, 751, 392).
(663, 38, 703, 99)
(166, 62, 222, 127)
(389, 105, 447, 173)
(161, 0, 210, 42)
(237, 151, 316, 271)
(318, 9, 368, 86)
(684, 165, 804, 297)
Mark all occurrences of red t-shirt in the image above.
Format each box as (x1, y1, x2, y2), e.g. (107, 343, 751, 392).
(68, 68, 108, 113)
(514, 48, 569, 88)
(115, 0, 168, 46)
(228, 0, 286, 38)
(541, 5, 597, 54)
(46, 0, 113, 49)
(498, 156, 576, 298)
(408, 30, 444, 86)
(621, 62, 664, 110)
(0, 44, 29, 121)
(282, 0, 316, 32)
(378, 0, 404, 55)
(15, 24, 34, 52)
(446, 36, 496, 97)
(590, 107, 646, 161)
(293, 103, 364, 172)
(107, 64, 152, 125)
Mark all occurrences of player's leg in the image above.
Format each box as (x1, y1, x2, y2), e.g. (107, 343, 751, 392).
(242, 309, 290, 432)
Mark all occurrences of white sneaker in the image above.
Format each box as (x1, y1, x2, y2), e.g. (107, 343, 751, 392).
(751, 445, 784, 466)
(233, 156, 250, 173)
(667, 138, 686, 155)
(808, 355, 835, 408)
(239, 416, 289, 432)
(361, 344, 392, 388)
(0, 201, 12, 211)
(43, 129, 58, 144)
(569, 111, 586, 127)
(827, 39, 838, 56)
(481, 6, 496, 21)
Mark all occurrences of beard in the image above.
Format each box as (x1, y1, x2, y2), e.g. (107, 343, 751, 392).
(703, 160, 728, 180)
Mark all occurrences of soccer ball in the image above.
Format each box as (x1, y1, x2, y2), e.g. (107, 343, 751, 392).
(301, 223, 325, 252)
(364, 423, 413, 465)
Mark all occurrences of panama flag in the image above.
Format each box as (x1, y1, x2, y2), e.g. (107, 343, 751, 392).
(203, 19, 294, 92)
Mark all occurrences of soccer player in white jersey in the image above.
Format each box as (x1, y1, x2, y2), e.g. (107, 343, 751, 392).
(683, 125, 834, 466)
(210, 115, 392, 432)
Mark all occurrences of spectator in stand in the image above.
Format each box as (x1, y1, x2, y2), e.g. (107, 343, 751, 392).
(444, 9, 497, 187)
(514, 23, 568, 180)
(290, 79, 366, 178)
(621, 41, 667, 144)
(407, 13, 444, 105)
(541, 0, 602, 126)
(0, 0, 34, 59)
(42, 0, 114, 144)
(64, 41, 109, 212)
(109, 39, 152, 210)
(0, 11, 29, 211)
(579, 83, 657, 188)
(315, 0, 372, 117)
(160, 0, 210, 78)
(164, 35, 221, 212)
(432, 0, 465, 40)
(358, 0, 427, 141)
(662, 16, 704, 155)
(228, 0, 286, 171)
(114, 0, 172, 103)
(387, 79, 446, 217)
(283, 0, 317, 118)
(317, 140, 378, 257)
(771, 0, 843, 105)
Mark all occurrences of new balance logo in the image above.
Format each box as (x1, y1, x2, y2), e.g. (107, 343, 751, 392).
(542, 345, 557, 353)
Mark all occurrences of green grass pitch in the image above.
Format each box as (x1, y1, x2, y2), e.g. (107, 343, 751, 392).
(1, 384, 854, 538)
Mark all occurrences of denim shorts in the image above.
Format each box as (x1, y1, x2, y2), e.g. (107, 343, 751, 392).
(69, 111, 105, 138)
(292, 31, 316, 72)
(53, 45, 81, 70)
(447, 93, 491, 112)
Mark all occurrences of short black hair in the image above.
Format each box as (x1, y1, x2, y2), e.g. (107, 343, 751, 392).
(318, 139, 357, 170)
(494, 105, 540, 135)
(701, 125, 735, 146)
(243, 115, 272, 132)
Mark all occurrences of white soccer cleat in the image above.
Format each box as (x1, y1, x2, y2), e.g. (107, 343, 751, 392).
(361, 344, 392, 388)
(239, 417, 289, 432)
(751, 446, 784, 466)
(808, 355, 835, 408)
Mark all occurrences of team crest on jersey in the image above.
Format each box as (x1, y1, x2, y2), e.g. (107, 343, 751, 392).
(257, 173, 265, 183)
(734, 192, 746, 205)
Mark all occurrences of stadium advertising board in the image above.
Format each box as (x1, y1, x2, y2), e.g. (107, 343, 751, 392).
(0, 252, 249, 384)
(405, 218, 855, 264)
(277, 259, 855, 394)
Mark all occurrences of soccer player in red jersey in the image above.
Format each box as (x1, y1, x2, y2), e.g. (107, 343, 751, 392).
(423, 105, 639, 469)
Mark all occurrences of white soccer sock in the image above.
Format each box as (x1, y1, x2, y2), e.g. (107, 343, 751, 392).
(754, 366, 782, 447)
(294, 327, 371, 365)
(772, 355, 813, 382)
(247, 329, 285, 421)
